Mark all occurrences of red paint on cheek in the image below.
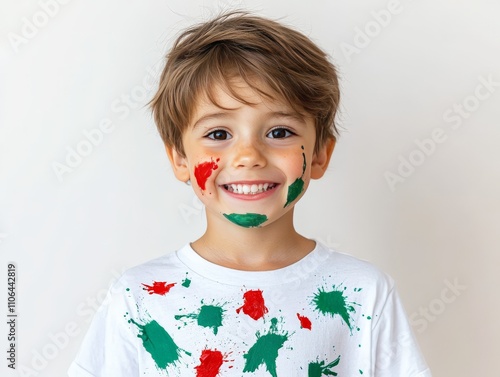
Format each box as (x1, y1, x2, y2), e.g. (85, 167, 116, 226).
(141, 281, 176, 296)
(296, 313, 312, 330)
(195, 349, 225, 377)
(194, 158, 220, 191)
(236, 289, 269, 320)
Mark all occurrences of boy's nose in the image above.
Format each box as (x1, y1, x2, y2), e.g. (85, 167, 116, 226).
(231, 139, 267, 169)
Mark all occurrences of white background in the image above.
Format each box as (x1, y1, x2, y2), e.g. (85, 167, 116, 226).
(1, 0, 499, 376)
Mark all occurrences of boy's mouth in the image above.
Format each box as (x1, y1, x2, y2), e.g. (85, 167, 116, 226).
(222, 183, 278, 195)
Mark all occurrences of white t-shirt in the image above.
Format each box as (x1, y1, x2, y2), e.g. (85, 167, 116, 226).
(68, 242, 432, 377)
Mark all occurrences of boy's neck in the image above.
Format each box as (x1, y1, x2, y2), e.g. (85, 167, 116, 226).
(191, 210, 315, 271)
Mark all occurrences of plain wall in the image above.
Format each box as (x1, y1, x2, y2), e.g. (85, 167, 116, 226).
(1, 0, 499, 376)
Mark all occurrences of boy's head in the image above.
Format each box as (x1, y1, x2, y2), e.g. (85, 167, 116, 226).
(150, 11, 340, 157)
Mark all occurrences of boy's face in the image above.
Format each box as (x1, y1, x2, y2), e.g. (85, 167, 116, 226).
(167, 79, 334, 229)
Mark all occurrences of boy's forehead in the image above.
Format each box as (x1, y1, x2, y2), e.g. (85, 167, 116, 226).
(188, 79, 307, 127)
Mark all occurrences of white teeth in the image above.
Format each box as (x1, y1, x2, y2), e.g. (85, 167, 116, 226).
(224, 183, 276, 195)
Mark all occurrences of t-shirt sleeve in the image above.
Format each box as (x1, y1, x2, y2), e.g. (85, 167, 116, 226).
(371, 285, 432, 377)
(68, 282, 138, 377)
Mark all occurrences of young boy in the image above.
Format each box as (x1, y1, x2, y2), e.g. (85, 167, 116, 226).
(69, 12, 431, 377)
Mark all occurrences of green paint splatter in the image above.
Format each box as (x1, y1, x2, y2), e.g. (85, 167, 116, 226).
(284, 147, 307, 207)
(359, 370, 364, 374)
(312, 285, 360, 332)
(181, 274, 191, 288)
(129, 318, 186, 370)
(308, 355, 341, 377)
(223, 213, 268, 227)
(243, 318, 289, 377)
(175, 305, 224, 335)
(284, 178, 305, 208)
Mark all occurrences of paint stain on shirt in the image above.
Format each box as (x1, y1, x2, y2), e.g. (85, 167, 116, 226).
(236, 289, 269, 320)
(296, 313, 312, 330)
(175, 304, 225, 335)
(195, 349, 226, 377)
(194, 158, 220, 191)
(223, 213, 268, 228)
(243, 318, 289, 377)
(312, 286, 360, 332)
(308, 355, 341, 377)
(182, 274, 191, 288)
(142, 281, 176, 296)
(129, 319, 185, 370)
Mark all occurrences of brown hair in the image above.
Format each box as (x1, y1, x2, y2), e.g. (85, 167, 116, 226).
(150, 11, 340, 156)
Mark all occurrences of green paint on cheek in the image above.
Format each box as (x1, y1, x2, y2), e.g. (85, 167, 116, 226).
(223, 213, 268, 227)
(284, 147, 307, 208)
(129, 319, 184, 370)
(243, 318, 289, 377)
(284, 178, 305, 207)
(312, 286, 360, 332)
(308, 355, 341, 377)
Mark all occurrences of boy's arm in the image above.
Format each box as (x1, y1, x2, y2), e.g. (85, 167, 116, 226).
(371, 286, 432, 377)
(68, 282, 139, 377)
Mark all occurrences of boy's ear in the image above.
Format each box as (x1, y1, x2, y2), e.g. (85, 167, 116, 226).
(165, 145, 191, 183)
(311, 138, 336, 179)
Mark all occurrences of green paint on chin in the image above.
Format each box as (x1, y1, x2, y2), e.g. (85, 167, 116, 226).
(129, 319, 186, 369)
(223, 213, 268, 228)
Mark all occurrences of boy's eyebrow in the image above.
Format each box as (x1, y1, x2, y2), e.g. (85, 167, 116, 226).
(192, 111, 232, 129)
(192, 110, 306, 129)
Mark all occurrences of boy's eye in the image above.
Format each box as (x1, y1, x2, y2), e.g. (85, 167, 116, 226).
(207, 130, 231, 140)
(267, 128, 294, 139)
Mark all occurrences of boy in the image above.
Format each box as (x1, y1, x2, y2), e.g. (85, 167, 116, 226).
(69, 12, 431, 377)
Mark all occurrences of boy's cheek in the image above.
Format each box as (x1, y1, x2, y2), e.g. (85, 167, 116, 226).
(193, 157, 220, 193)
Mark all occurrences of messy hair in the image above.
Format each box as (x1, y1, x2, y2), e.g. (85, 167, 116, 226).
(150, 11, 340, 156)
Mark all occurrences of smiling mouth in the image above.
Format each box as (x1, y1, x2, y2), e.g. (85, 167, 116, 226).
(222, 183, 278, 195)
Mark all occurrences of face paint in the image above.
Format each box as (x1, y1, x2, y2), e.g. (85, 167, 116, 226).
(284, 146, 307, 207)
(194, 158, 220, 191)
(223, 213, 268, 228)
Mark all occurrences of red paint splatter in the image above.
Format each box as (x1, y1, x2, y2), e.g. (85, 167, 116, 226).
(194, 158, 220, 191)
(195, 349, 226, 377)
(297, 313, 312, 330)
(142, 281, 176, 296)
(236, 289, 268, 320)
